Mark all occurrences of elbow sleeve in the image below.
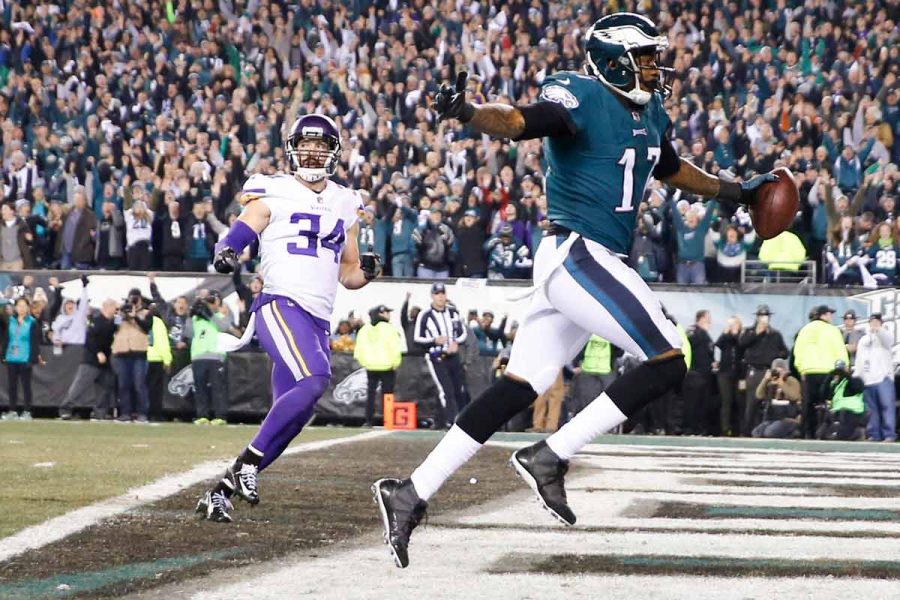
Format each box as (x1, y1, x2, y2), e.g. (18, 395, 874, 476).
(514, 102, 577, 140)
(652, 132, 681, 179)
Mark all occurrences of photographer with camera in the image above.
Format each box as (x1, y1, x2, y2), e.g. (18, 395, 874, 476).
(752, 358, 802, 438)
(739, 305, 788, 435)
(185, 290, 232, 425)
(818, 360, 866, 441)
(110, 287, 153, 422)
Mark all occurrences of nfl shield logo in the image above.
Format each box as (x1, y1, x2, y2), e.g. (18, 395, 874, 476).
(631, 111, 640, 121)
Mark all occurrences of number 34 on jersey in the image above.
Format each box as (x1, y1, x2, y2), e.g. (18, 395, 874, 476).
(240, 173, 364, 320)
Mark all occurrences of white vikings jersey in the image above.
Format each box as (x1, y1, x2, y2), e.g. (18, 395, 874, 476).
(241, 173, 363, 320)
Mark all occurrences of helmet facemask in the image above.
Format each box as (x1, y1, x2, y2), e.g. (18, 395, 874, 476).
(586, 45, 672, 106)
(286, 130, 341, 182)
(631, 48, 673, 100)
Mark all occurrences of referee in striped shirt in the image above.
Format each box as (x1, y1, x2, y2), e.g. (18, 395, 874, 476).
(414, 282, 468, 429)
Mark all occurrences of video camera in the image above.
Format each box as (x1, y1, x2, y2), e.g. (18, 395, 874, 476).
(119, 289, 147, 319)
(190, 290, 222, 321)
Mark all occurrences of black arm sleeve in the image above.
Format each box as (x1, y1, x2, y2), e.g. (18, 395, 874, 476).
(652, 127, 681, 179)
(513, 102, 577, 141)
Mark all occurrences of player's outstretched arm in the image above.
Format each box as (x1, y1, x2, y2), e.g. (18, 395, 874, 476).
(449, 101, 578, 141)
(432, 71, 574, 141)
(212, 200, 271, 274)
(339, 223, 381, 289)
(661, 158, 776, 206)
(468, 104, 526, 139)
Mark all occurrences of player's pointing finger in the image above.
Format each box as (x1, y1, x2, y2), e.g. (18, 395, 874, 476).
(455, 71, 468, 94)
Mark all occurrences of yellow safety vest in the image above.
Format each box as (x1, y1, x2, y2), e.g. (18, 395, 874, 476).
(354, 322, 402, 371)
(759, 231, 806, 271)
(678, 324, 692, 370)
(146, 316, 172, 366)
(582, 336, 612, 375)
(794, 320, 849, 375)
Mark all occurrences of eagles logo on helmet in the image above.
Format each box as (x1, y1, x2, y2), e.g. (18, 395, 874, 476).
(285, 114, 342, 183)
(583, 13, 673, 106)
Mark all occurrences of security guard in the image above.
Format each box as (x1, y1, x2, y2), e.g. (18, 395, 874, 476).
(568, 335, 618, 418)
(146, 312, 172, 421)
(793, 305, 849, 439)
(354, 304, 403, 427)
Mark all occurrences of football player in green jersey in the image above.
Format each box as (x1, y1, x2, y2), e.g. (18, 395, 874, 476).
(373, 12, 779, 568)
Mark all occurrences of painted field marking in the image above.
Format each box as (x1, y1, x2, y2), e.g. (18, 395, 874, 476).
(0, 429, 391, 563)
(0, 550, 238, 599)
(127, 437, 900, 600)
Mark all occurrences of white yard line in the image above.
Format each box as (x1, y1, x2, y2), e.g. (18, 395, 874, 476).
(131, 438, 900, 600)
(0, 429, 391, 563)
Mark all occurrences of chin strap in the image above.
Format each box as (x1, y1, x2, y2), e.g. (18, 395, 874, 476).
(596, 71, 652, 106)
(295, 168, 327, 182)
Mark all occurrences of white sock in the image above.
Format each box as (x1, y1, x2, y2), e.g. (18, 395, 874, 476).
(246, 444, 264, 457)
(410, 425, 482, 501)
(546, 392, 626, 460)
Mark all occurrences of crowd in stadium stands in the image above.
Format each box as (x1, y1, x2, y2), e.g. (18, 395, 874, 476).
(0, 1, 896, 284)
(0, 271, 892, 441)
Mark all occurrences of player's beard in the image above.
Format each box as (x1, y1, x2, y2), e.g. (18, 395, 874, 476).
(297, 150, 329, 170)
(638, 72, 660, 95)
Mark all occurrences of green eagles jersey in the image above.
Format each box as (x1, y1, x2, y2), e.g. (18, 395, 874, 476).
(541, 71, 671, 254)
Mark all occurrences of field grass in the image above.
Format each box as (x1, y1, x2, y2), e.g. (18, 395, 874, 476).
(0, 421, 356, 539)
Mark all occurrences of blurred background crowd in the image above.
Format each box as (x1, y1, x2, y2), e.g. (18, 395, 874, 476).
(0, 0, 897, 284)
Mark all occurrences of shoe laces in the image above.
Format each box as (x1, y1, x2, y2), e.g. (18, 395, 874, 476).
(211, 490, 232, 513)
(239, 463, 259, 494)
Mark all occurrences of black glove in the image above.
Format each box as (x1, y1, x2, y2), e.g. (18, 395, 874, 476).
(432, 71, 475, 122)
(360, 252, 383, 281)
(81, 274, 89, 287)
(739, 172, 779, 204)
(717, 172, 779, 205)
(213, 247, 239, 274)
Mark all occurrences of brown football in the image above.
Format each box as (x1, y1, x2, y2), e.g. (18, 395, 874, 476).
(748, 166, 800, 240)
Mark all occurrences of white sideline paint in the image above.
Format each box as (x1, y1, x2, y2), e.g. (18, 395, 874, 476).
(0, 429, 390, 563)
(132, 438, 900, 600)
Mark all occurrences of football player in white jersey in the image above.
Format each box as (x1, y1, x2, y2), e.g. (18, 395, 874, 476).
(196, 114, 382, 522)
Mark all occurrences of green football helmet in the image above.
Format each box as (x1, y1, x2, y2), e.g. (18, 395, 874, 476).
(584, 13, 671, 106)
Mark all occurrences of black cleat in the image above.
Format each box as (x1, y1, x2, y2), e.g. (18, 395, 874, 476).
(372, 478, 428, 568)
(510, 441, 576, 526)
(196, 489, 234, 523)
(227, 460, 260, 505)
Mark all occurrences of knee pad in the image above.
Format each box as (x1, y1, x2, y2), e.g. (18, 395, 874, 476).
(606, 354, 687, 417)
